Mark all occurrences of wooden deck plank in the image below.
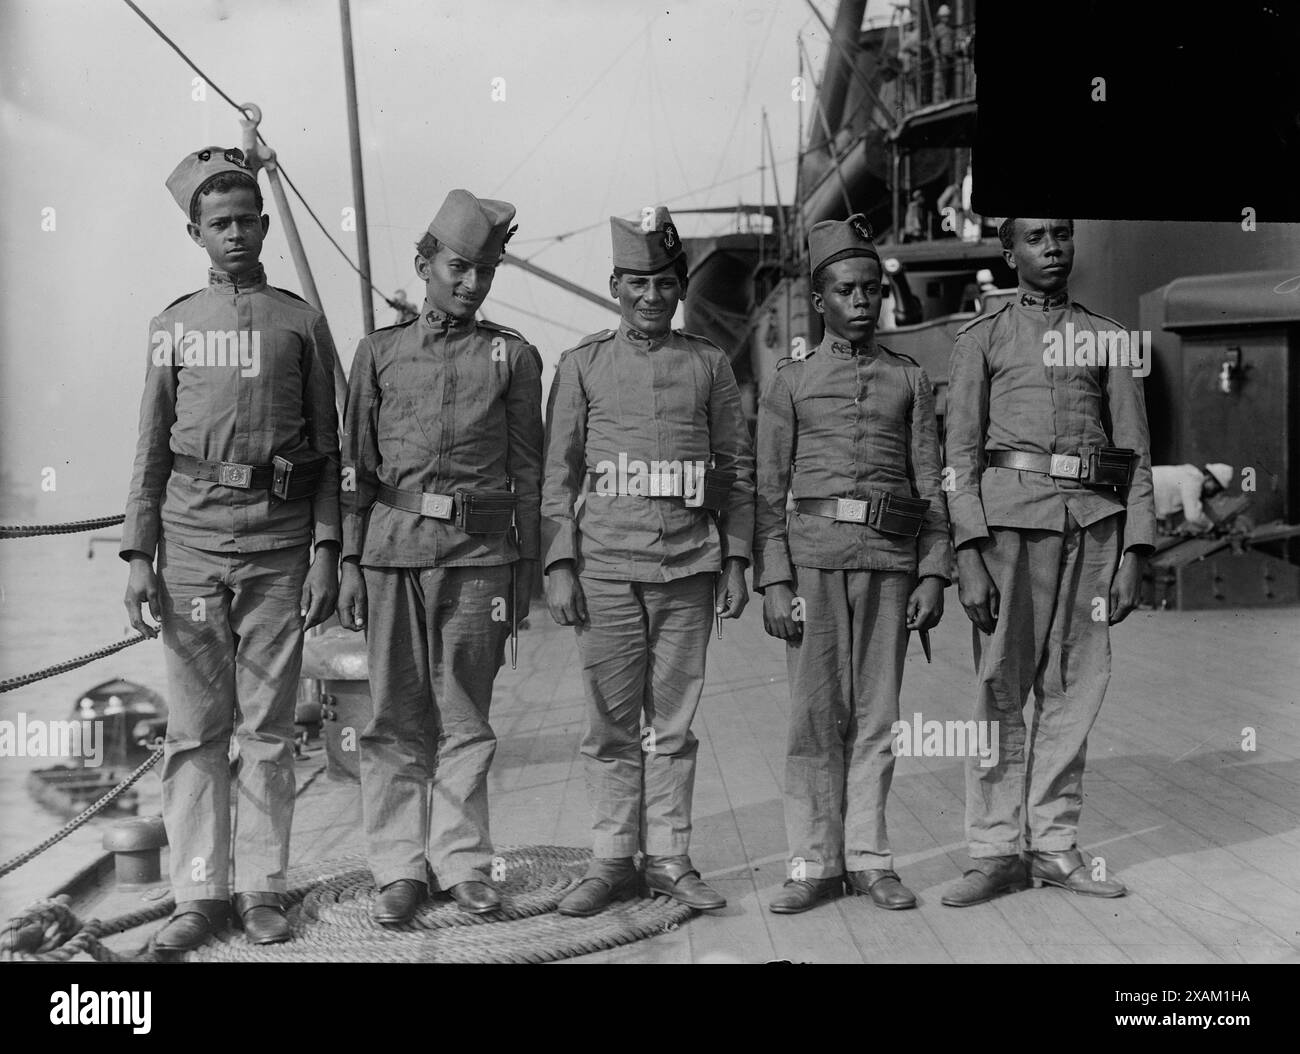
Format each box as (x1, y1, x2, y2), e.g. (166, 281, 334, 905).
(839, 896, 957, 963)
(1084, 778, 1299, 958)
(883, 761, 1043, 961)
(33, 598, 1300, 965)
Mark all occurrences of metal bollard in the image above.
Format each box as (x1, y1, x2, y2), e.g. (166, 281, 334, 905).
(102, 816, 167, 888)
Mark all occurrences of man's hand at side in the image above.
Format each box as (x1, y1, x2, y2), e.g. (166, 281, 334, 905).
(761, 581, 802, 641)
(301, 544, 339, 630)
(1109, 550, 1143, 626)
(123, 554, 161, 639)
(907, 575, 945, 632)
(957, 544, 999, 634)
(336, 558, 366, 631)
(716, 557, 749, 620)
(546, 562, 588, 626)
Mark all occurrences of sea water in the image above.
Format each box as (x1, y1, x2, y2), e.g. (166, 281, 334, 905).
(0, 534, 166, 921)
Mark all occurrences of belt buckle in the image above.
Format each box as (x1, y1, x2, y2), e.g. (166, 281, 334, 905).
(650, 471, 683, 497)
(835, 498, 869, 523)
(218, 462, 253, 488)
(1049, 454, 1082, 480)
(420, 492, 453, 520)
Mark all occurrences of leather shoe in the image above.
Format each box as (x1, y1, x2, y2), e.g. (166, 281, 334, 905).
(232, 892, 291, 945)
(153, 899, 228, 952)
(940, 855, 1029, 907)
(846, 869, 917, 909)
(644, 854, 726, 910)
(1028, 848, 1126, 898)
(448, 880, 501, 915)
(558, 860, 640, 918)
(768, 876, 844, 915)
(372, 879, 427, 925)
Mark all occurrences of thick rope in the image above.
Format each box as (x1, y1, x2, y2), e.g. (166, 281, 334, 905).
(0, 515, 125, 539)
(2, 848, 696, 963)
(0, 634, 150, 694)
(0, 899, 162, 963)
(0, 747, 164, 879)
(0, 754, 324, 958)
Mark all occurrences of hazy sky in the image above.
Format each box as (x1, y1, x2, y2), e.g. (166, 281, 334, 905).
(0, 0, 906, 517)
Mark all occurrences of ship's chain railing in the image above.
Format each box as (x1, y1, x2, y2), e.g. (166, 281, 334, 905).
(1, 515, 155, 693)
(0, 633, 151, 694)
(0, 514, 125, 539)
(0, 745, 164, 881)
(1, 764, 328, 961)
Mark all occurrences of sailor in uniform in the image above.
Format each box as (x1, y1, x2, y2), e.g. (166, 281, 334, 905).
(122, 146, 341, 949)
(541, 207, 755, 916)
(337, 189, 543, 923)
(941, 217, 1156, 906)
(754, 214, 952, 914)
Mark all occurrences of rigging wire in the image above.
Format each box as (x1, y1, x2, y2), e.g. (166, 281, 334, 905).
(514, 154, 800, 255)
(704, 0, 782, 196)
(119, 0, 404, 311)
(487, 12, 662, 199)
(487, 299, 589, 338)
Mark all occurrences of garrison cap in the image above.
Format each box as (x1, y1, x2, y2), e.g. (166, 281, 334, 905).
(167, 146, 257, 219)
(426, 189, 518, 267)
(808, 212, 879, 275)
(611, 206, 683, 274)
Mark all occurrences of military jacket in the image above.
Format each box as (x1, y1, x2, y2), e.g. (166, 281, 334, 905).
(541, 322, 755, 582)
(342, 300, 543, 567)
(121, 265, 341, 559)
(753, 333, 952, 589)
(945, 289, 1156, 550)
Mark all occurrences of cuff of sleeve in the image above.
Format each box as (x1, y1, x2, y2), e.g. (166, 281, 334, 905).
(947, 492, 989, 550)
(541, 519, 576, 571)
(917, 564, 952, 584)
(917, 535, 954, 583)
(721, 521, 752, 565)
(314, 522, 342, 548)
(953, 526, 990, 549)
(1121, 514, 1156, 552)
(950, 505, 990, 548)
(118, 525, 158, 564)
(753, 544, 793, 591)
(342, 516, 365, 562)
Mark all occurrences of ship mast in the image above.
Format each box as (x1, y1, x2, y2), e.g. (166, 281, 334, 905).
(339, 0, 375, 334)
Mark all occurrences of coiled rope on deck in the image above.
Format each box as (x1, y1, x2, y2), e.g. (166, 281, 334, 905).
(0, 515, 126, 539)
(2, 847, 696, 963)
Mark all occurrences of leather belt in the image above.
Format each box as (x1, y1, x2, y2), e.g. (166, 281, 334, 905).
(585, 469, 704, 506)
(173, 453, 273, 489)
(795, 497, 872, 524)
(987, 449, 1086, 481)
(376, 483, 456, 520)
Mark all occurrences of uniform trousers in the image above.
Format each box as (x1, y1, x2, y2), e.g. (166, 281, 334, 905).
(783, 567, 913, 877)
(575, 573, 713, 859)
(966, 510, 1119, 857)
(156, 537, 309, 901)
(360, 564, 510, 889)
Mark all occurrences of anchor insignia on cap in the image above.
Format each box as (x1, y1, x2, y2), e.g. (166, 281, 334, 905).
(850, 216, 873, 241)
(663, 223, 678, 249)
